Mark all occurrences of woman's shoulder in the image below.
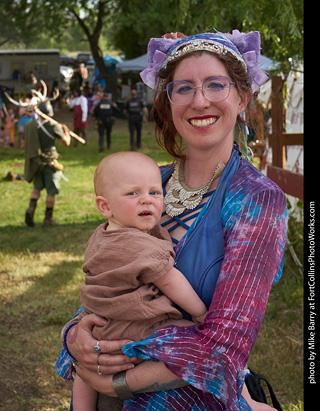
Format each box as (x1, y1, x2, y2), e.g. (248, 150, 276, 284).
(222, 158, 287, 223)
(221, 158, 288, 232)
(231, 157, 286, 199)
(160, 163, 175, 184)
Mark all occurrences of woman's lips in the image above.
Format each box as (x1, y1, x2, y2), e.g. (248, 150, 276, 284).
(189, 116, 218, 128)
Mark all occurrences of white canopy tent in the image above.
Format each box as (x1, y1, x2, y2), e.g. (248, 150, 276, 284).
(117, 54, 148, 73)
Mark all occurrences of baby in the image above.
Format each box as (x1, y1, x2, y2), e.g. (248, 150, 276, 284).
(73, 151, 207, 410)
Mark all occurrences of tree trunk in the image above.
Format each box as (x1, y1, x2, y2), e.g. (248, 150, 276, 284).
(89, 40, 118, 99)
(71, 1, 118, 99)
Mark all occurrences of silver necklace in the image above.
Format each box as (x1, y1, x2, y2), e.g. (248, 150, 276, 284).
(164, 160, 225, 217)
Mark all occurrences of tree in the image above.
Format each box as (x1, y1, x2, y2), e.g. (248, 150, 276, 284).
(1, 1, 118, 96)
(1, 0, 303, 87)
(51, 0, 118, 96)
(0, 0, 48, 47)
(109, 0, 303, 75)
(67, 1, 118, 96)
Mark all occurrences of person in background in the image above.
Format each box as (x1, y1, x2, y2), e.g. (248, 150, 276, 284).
(69, 87, 88, 146)
(80, 63, 88, 82)
(4, 107, 17, 147)
(92, 90, 120, 152)
(18, 98, 34, 148)
(0, 109, 5, 145)
(24, 100, 71, 227)
(123, 89, 148, 151)
(90, 83, 104, 113)
(83, 81, 93, 113)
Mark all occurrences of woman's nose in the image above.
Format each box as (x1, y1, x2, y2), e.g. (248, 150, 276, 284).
(190, 86, 210, 109)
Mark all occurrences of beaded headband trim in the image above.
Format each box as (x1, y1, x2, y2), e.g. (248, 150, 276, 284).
(162, 34, 247, 69)
(140, 30, 269, 93)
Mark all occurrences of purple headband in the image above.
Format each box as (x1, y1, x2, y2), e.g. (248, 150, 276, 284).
(140, 30, 268, 93)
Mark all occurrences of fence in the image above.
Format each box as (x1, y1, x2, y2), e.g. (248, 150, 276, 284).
(267, 76, 304, 200)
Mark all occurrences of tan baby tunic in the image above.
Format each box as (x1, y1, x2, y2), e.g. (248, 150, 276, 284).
(79, 223, 183, 341)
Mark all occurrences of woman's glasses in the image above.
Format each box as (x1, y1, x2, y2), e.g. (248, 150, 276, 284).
(165, 76, 235, 106)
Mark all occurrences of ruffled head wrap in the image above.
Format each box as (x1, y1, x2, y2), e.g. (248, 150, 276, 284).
(140, 30, 268, 93)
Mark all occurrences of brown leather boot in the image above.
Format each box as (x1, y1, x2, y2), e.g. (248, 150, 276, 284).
(43, 207, 57, 227)
(25, 198, 37, 227)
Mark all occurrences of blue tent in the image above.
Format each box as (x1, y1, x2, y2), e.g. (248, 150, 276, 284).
(88, 55, 122, 66)
(88, 55, 122, 87)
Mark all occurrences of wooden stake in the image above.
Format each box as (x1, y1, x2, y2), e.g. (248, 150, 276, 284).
(34, 107, 86, 144)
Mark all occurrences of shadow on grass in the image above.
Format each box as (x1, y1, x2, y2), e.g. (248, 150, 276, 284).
(0, 256, 82, 409)
(0, 219, 103, 254)
(0, 220, 91, 408)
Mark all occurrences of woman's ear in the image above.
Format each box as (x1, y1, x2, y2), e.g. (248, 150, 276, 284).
(237, 90, 252, 115)
(96, 196, 112, 219)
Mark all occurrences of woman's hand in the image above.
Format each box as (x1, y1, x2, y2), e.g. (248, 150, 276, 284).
(67, 314, 138, 375)
(74, 365, 118, 397)
(162, 32, 187, 39)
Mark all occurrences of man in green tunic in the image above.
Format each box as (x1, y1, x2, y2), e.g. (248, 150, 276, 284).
(24, 101, 71, 227)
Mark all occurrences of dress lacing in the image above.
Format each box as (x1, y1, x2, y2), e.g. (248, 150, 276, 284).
(161, 190, 214, 245)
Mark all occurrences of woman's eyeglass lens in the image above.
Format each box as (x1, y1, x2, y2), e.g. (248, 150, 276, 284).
(165, 76, 235, 105)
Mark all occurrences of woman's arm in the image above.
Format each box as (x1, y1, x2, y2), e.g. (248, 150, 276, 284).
(56, 312, 137, 382)
(66, 316, 189, 398)
(74, 359, 188, 398)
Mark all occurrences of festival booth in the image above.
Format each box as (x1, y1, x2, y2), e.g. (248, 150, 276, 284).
(117, 54, 148, 73)
(87, 55, 122, 90)
(254, 56, 304, 208)
(116, 54, 154, 104)
(0, 49, 60, 99)
(258, 64, 304, 174)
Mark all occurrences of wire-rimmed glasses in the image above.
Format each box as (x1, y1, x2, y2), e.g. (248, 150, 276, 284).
(165, 76, 235, 106)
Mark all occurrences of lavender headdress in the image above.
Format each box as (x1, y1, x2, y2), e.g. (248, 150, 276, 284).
(140, 30, 268, 93)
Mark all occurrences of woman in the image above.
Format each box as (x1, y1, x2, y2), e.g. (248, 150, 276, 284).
(56, 30, 287, 410)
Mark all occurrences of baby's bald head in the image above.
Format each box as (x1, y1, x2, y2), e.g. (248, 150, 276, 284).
(94, 152, 161, 197)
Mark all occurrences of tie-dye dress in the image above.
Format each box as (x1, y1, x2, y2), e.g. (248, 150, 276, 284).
(56, 146, 288, 411)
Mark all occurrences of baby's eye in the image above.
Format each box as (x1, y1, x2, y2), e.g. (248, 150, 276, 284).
(127, 191, 138, 196)
(150, 191, 161, 196)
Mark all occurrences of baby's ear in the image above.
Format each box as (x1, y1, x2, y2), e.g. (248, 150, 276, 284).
(96, 196, 112, 218)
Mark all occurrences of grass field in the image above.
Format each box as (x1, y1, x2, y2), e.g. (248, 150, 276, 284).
(0, 108, 303, 410)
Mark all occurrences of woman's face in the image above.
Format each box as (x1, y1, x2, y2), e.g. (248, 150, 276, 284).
(170, 53, 249, 158)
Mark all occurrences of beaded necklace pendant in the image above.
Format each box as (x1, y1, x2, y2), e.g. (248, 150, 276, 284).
(164, 160, 225, 217)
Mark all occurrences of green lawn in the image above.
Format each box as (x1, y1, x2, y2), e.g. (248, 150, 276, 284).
(0, 109, 303, 410)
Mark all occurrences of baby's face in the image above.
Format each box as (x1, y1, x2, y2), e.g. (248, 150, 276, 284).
(106, 160, 164, 232)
